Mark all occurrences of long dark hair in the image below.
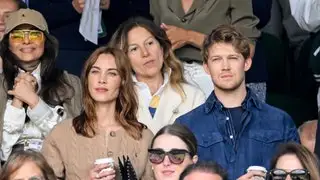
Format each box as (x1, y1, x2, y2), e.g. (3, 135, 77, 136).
(270, 143, 320, 180)
(0, 30, 74, 106)
(73, 46, 145, 139)
(0, 149, 56, 180)
(151, 124, 198, 157)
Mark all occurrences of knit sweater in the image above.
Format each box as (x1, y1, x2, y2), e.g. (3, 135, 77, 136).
(41, 118, 154, 180)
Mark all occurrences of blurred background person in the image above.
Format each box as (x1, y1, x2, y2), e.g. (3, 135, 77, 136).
(0, 149, 56, 180)
(268, 143, 320, 180)
(42, 47, 154, 179)
(148, 124, 198, 180)
(110, 17, 205, 134)
(30, 0, 151, 76)
(298, 120, 317, 152)
(150, 0, 266, 101)
(0, 9, 82, 163)
(0, 0, 27, 73)
(179, 162, 228, 180)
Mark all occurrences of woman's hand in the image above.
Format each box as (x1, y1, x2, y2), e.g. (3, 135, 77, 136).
(8, 73, 39, 109)
(89, 163, 116, 180)
(160, 23, 188, 50)
(160, 23, 206, 50)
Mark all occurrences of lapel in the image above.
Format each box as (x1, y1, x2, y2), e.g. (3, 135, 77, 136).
(154, 84, 182, 125)
(136, 87, 158, 132)
(0, 75, 8, 143)
(167, 0, 183, 17)
(167, 0, 213, 17)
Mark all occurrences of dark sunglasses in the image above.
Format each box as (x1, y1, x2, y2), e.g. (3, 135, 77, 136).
(148, 148, 191, 165)
(268, 169, 310, 180)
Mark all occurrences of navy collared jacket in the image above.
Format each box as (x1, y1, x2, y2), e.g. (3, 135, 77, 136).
(175, 89, 299, 180)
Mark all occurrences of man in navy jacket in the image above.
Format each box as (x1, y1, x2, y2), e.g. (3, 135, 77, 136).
(30, 0, 151, 76)
(175, 25, 299, 180)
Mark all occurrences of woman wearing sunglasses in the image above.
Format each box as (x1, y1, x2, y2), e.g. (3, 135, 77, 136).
(268, 143, 320, 180)
(148, 124, 198, 180)
(0, 9, 82, 163)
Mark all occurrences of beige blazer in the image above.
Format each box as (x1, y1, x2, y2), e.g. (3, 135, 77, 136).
(137, 83, 205, 134)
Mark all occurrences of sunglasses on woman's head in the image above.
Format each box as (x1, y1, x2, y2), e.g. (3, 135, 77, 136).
(268, 169, 310, 180)
(148, 148, 191, 165)
(9, 30, 44, 43)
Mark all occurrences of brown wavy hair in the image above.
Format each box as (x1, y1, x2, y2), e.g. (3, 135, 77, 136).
(73, 46, 144, 140)
(0, 150, 56, 180)
(109, 16, 186, 99)
(202, 24, 251, 64)
(270, 143, 320, 180)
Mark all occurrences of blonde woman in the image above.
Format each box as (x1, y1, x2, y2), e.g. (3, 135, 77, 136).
(110, 17, 205, 134)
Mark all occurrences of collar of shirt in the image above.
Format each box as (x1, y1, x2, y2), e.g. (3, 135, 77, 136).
(18, 64, 41, 93)
(133, 69, 172, 107)
(204, 87, 262, 113)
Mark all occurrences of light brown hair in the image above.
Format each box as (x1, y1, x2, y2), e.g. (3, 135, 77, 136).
(270, 143, 320, 180)
(109, 16, 186, 99)
(73, 46, 144, 140)
(0, 150, 56, 180)
(202, 24, 251, 63)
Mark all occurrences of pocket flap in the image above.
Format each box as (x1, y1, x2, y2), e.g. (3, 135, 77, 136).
(249, 130, 283, 143)
(197, 132, 224, 147)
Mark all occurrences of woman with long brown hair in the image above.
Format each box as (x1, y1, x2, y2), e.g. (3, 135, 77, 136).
(110, 17, 205, 134)
(41, 46, 154, 179)
(268, 143, 320, 180)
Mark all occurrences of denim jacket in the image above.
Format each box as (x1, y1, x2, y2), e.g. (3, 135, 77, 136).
(175, 89, 299, 180)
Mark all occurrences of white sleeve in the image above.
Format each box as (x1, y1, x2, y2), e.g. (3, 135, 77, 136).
(290, 0, 320, 32)
(27, 98, 65, 136)
(1, 101, 26, 161)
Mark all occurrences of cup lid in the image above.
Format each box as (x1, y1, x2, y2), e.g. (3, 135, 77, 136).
(247, 166, 267, 173)
(95, 158, 114, 165)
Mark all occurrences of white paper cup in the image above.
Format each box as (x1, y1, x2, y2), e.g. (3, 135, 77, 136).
(95, 158, 114, 173)
(247, 166, 267, 180)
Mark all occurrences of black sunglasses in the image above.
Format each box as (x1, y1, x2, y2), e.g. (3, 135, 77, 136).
(268, 169, 310, 180)
(148, 148, 191, 165)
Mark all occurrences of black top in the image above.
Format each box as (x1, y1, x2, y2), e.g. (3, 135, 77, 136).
(227, 107, 244, 136)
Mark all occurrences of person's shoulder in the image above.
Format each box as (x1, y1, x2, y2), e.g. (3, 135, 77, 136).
(175, 103, 206, 123)
(48, 118, 74, 138)
(142, 125, 154, 139)
(181, 83, 205, 94)
(63, 71, 80, 83)
(257, 102, 294, 126)
(260, 102, 291, 117)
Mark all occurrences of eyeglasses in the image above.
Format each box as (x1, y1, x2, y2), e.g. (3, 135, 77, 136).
(268, 169, 310, 180)
(148, 148, 191, 165)
(9, 30, 44, 43)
